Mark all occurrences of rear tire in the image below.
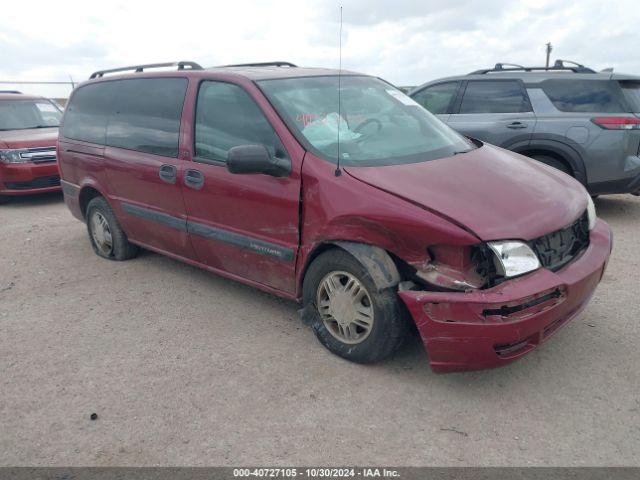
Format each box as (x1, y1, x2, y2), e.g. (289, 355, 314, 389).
(302, 249, 409, 364)
(86, 196, 138, 261)
(531, 154, 572, 176)
(0, 195, 10, 205)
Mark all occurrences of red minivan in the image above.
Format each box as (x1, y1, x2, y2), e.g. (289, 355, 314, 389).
(57, 61, 612, 372)
(0, 92, 63, 203)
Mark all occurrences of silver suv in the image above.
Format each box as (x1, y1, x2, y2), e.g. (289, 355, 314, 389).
(409, 60, 640, 196)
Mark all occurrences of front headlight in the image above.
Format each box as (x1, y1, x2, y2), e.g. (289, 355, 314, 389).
(586, 194, 597, 231)
(0, 149, 29, 164)
(487, 240, 540, 278)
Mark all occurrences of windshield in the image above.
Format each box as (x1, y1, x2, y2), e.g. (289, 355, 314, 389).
(0, 99, 62, 131)
(258, 75, 474, 166)
(620, 81, 640, 113)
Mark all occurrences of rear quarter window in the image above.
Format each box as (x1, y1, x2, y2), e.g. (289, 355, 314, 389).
(459, 80, 531, 114)
(62, 82, 118, 144)
(541, 79, 629, 113)
(62, 78, 188, 157)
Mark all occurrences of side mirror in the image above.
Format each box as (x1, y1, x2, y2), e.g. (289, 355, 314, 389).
(226, 145, 290, 177)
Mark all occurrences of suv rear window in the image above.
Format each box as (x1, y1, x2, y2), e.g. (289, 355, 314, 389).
(541, 79, 628, 113)
(620, 81, 640, 113)
(459, 80, 531, 114)
(63, 78, 187, 157)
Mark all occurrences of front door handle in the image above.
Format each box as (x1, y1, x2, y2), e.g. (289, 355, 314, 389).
(506, 121, 528, 130)
(159, 164, 177, 184)
(184, 169, 204, 189)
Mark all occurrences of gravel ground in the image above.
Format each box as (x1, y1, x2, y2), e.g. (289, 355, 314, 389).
(0, 192, 638, 466)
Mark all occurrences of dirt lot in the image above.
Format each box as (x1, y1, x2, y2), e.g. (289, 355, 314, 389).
(0, 192, 639, 466)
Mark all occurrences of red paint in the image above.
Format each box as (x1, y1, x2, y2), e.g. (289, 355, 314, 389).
(400, 220, 611, 372)
(0, 126, 60, 196)
(58, 69, 612, 371)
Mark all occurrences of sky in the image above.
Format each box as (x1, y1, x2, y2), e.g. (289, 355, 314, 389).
(1, 0, 638, 98)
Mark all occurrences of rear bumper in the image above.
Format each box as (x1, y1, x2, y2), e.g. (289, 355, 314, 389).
(399, 219, 612, 373)
(0, 162, 61, 195)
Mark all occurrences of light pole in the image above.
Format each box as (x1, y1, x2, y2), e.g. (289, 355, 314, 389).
(545, 42, 553, 68)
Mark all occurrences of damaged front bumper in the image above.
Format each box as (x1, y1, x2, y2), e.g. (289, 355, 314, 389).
(399, 219, 612, 373)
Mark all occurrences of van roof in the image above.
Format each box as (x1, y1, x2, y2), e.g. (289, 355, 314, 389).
(207, 65, 362, 80)
(87, 61, 364, 84)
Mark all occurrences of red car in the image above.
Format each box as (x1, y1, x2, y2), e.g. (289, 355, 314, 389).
(0, 93, 62, 203)
(58, 61, 612, 372)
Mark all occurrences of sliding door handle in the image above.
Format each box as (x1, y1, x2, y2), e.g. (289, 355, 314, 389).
(184, 169, 204, 189)
(159, 164, 177, 184)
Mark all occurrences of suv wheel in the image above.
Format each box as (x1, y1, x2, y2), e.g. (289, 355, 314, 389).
(86, 197, 139, 261)
(0, 195, 10, 205)
(302, 249, 409, 363)
(531, 154, 571, 176)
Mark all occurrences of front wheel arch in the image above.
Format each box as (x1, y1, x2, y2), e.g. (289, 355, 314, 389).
(300, 241, 401, 297)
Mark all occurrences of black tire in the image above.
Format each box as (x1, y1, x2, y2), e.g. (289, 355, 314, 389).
(531, 154, 572, 176)
(86, 196, 139, 261)
(0, 195, 10, 205)
(302, 249, 409, 364)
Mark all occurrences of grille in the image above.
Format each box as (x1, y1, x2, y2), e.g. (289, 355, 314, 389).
(4, 175, 60, 190)
(529, 211, 590, 271)
(19, 147, 57, 164)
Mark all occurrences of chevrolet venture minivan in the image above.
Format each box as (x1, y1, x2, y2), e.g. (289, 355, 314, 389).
(58, 61, 612, 372)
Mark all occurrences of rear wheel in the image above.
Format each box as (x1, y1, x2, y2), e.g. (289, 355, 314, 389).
(0, 195, 10, 205)
(302, 249, 409, 363)
(530, 154, 572, 176)
(86, 196, 138, 261)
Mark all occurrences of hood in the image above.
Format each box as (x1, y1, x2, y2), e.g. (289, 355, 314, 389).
(344, 144, 587, 241)
(0, 127, 58, 149)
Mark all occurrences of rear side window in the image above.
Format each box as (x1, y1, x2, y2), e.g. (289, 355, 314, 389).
(62, 82, 117, 144)
(194, 81, 285, 163)
(459, 80, 532, 114)
(411, 82, 459, 114)
(541, 80, 628, 113)
(106, 78, 187, 157)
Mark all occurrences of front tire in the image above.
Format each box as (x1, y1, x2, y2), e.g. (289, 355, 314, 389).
(302, 249, 409, 364)
(86, 197, 138, 261)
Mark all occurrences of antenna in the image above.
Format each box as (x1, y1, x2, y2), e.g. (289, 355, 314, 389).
(335, 6, 343, 177)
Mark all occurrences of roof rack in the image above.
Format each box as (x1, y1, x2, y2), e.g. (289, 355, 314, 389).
(89, 61, 203, 79)
(469, 59, 596, 75)
(219, 61, 297, 68)
(0, 90, 22, 94)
